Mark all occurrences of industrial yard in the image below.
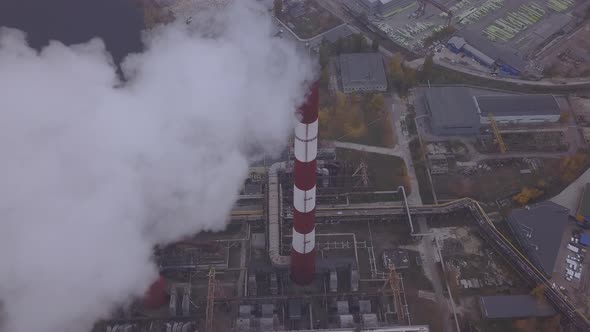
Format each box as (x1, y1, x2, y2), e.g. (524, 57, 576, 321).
(277, 0, 342, 39)
(344, 0, 590, 78)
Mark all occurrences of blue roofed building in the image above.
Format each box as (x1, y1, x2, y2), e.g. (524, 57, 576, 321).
(580, 233, 590, 247)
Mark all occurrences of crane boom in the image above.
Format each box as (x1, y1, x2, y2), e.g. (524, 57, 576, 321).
(488, 113, 507, 154)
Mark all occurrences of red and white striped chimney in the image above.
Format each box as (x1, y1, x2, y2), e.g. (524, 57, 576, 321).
(291, 81, 319, 285)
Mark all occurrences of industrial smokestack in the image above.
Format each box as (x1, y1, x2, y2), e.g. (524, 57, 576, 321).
(291, 80, 319, 285)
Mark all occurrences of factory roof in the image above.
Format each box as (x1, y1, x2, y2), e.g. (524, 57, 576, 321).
(507, 201, 570, 276)
(459, 30, 528, 72)
(463, 44, 496, 66)
(447, 36, 466, 49)
(480, 295, 556, 319)
(424, 87, 480, 130)
(339, 53, 387, 90)
(475, 95, 561, 117)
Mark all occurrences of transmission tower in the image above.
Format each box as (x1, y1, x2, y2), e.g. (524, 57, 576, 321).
(352, 160, 370, 187)
(205, 267, 216, 332)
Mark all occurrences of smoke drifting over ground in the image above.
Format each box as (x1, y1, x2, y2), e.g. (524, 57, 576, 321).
(0, 1, 313, 331)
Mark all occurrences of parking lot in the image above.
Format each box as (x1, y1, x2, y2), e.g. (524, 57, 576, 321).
(551, 222, 590, 316)
(369, 0, 587, 76)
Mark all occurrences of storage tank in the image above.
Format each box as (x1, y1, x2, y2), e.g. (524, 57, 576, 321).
(142, 276, 168, 309)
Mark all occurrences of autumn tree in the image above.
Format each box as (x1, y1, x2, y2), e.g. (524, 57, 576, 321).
(387, 54, 417, 96)
(319, 43, 331, 69)
(514, 318, 538, 332)
(368, 94, 385, 113)
(559, 111, 571, 123)
(273, 0, 283, 17)
(513, 186, 544, 206)
(371, 39, 380, 52)
(419, 54, 435, 81)
(530, 284, 546, 302)
(560, 153, 590, 183)
(350, 33, 368, 53)
(319, 67, 330, 90)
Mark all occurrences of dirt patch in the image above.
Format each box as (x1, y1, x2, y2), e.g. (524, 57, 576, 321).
(541, 21, 590, 78)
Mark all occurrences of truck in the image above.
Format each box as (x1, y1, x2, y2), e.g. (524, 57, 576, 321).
(568, 244, 580, 253)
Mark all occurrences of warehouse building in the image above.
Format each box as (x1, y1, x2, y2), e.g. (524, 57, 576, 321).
(480, 295, 556, 319)
(447, 37, 495, 68)
(423, 87, 481, 136)
(423, 87, 562, 136)
(477, 95, 561, 125)
(506, 202, 570, 277)
(338, 53, 387, 93)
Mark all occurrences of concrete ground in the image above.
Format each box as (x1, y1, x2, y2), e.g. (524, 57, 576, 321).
(328, 95, 423, 205)
(551, 167, 590, 214)
(551, 221, 590, 316)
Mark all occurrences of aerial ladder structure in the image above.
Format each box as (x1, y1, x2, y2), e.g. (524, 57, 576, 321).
(413, 0, 453, 26)
(488, 113, 507, 154)
(205, 267, 217, 332)
(382, 264, 407, 324)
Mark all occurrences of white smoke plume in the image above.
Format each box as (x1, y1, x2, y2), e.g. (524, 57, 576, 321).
(0, 1, 314, 331)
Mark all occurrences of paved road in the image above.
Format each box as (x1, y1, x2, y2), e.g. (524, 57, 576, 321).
(331, 140, 401, 156)
(416, 217, 455, 332)
(391, 96, 423, 206)
(434, 57, 590, 88)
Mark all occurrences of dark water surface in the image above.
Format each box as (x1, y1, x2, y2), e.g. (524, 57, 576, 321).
(0, 0, 145, 65)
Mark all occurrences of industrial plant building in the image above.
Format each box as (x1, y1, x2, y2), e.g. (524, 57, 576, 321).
(354, 0, 415, 18)
(424, 86, 482, 136)
(423, 86, 562, 136)
(476, 95, 561, 125)
(506, 202, 570, 277)
(336, 53, 388, 93)
(447, 37, 495, 69)
(480, 295, 556, 319)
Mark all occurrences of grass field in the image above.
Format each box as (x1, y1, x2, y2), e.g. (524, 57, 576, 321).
(336, 148, 410, 192)
(319, 92, 396, 148)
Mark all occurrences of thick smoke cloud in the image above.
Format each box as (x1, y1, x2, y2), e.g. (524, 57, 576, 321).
(0, 1, 313, 331)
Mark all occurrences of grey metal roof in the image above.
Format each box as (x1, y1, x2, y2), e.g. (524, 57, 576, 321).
(507, 201, 569, 276)
(480, 295, 556, 319)
(463, 44, 496, 66)
(447, 36, 466, 49)
(475, 94, 561, 117)
(424, 87, 481, 130)
(339, 53, 387, 90)
(458, 30, 528, 71)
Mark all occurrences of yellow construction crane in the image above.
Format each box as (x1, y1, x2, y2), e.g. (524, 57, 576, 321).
(382, 264, 406, 323)
(488, 113, 506, 154)
(205, 267, 216, 332)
